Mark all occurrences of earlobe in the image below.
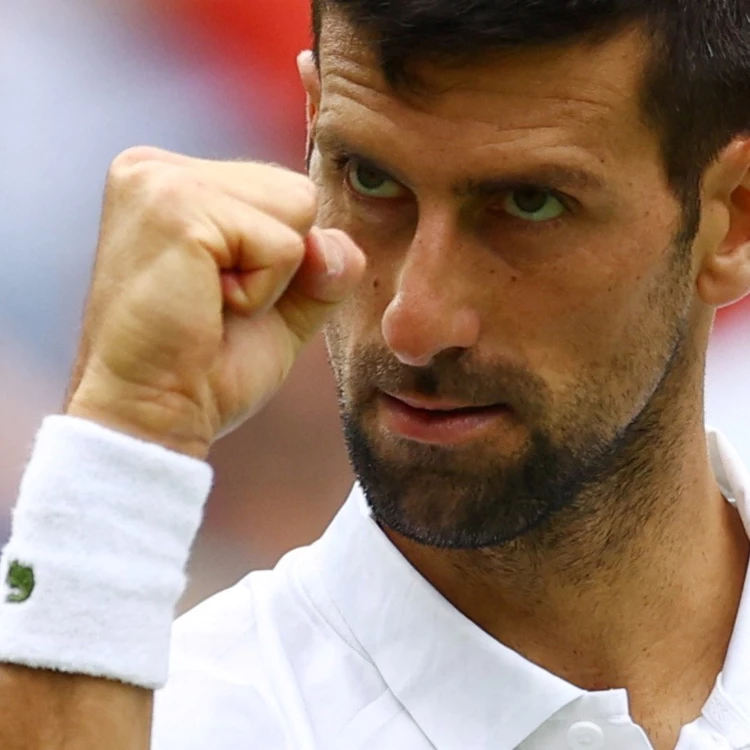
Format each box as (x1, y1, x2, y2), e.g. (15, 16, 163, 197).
(696, 140, 750, 309)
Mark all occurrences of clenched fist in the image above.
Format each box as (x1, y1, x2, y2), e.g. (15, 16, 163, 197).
(66, 147, 366, 458)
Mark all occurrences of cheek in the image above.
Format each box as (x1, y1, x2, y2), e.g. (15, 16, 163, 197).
(323, 321, 346, 384)
(561, 265, 686, 427)
(326, 268, 392, 356)
(500, 240, 676, 395)
(324, 267, 392, 377)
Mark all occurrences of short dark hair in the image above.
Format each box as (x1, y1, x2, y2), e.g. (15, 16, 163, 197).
(311, 0, 750, 216)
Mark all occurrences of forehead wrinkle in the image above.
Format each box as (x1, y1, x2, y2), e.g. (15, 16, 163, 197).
(319, 76, 607, 160)
(319, 55, 635, 183)
(317, 45, 641, 205)
(317, 16, 653, 173)
(323, 63, 623, 136)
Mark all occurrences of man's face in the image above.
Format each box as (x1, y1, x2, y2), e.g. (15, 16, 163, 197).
(307, 16, 700, 548)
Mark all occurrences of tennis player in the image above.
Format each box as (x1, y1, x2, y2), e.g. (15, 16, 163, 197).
(1, 1, 749, 748)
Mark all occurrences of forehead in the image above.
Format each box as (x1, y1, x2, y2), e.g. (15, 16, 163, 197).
(315, 13, 659, 181)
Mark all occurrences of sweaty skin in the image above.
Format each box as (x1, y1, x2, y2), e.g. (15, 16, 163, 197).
(0, 15, 749, 750)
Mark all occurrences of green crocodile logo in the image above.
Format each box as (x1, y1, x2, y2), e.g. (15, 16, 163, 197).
(6, 561, 35, 603)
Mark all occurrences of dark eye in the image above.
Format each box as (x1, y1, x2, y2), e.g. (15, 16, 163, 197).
(346, 160, 407, 199)
(503, 188, 566, 222)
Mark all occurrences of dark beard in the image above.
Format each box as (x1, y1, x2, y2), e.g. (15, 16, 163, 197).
(343, 408, 630, 549)
(344, 414, 587, 547)
(338, 306, 689, 551)
(333, 212, 696, 552)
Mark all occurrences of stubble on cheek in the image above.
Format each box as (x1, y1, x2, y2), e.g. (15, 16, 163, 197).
(323, 315, 353, 392)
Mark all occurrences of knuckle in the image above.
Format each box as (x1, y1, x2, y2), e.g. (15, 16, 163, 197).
(108, 161, 201, 240)
(130, 167, 193, 226)
(109, 146, 165, 180)
(107, 158, 159, 205)
(140, 169, 184, 209)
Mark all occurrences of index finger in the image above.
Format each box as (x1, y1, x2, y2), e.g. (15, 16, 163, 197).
(116, 146, 319, 236)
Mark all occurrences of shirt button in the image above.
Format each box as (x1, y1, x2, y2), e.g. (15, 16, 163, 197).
(567, 721, 605, 750)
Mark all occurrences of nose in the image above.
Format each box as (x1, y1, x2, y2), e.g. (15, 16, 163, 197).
(381, 218, 482, 367)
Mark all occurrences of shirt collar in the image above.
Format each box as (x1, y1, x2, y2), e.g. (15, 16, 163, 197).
(707, 430, 750, 713)
(310, 429, 750, 750)
(313, 488, 585, 750)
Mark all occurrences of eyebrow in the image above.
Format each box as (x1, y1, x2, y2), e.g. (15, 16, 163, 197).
(456, 165, 607, 197)
(313, 126, 609, 197)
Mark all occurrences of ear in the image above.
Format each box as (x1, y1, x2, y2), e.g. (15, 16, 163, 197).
(696, 138, 750, 309)
(297, 51, 322, 170)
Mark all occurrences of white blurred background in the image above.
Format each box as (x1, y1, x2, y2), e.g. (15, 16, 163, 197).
(2, 0, 748, 611)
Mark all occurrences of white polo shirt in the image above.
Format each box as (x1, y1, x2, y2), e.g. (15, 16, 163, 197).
(153, 430, 750, 750)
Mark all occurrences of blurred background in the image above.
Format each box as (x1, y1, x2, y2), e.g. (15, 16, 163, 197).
(2, 0, 749, 611)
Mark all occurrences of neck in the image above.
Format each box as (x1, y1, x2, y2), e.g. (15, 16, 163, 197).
(387, 417, 749, 727)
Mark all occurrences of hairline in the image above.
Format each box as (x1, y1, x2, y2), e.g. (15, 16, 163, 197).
(310, 7, 668, 166)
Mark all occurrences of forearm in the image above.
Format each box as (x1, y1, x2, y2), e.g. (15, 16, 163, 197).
(0, 666, 152, 749)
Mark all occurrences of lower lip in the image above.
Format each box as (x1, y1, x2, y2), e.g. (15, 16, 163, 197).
(378, 394, 511, 446)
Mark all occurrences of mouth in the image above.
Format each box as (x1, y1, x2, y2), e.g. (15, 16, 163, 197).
(378, 391, 512, 446)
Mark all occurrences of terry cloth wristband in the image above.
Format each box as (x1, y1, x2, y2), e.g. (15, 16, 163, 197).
(0, 415, 213, 689)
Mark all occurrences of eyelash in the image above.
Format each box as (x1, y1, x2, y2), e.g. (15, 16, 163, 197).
(328, 152, 575, 227)
(329, 152, 412, 212)
(330, 152, 383, 193)
(330, 151, 359, 176)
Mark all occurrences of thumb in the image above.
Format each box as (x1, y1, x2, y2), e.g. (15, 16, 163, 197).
(277, 227, 367, 347)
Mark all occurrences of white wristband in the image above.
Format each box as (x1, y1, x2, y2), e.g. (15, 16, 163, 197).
(0, 415, 213, 688)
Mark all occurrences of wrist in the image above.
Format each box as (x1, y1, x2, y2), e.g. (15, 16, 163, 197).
(0, 415, 213, 688)
(67, 381, 214, 460)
